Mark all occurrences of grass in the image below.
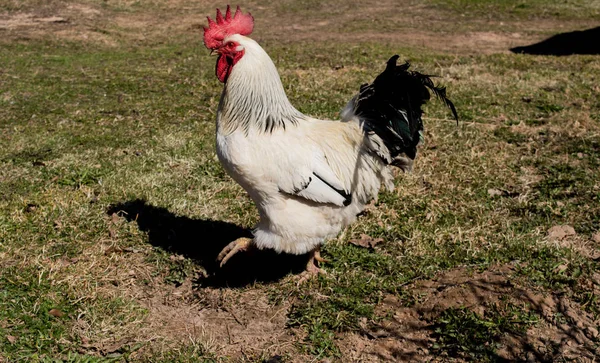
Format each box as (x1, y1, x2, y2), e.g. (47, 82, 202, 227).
(1, 0, 600, 361)
(430, 302, 540, 361)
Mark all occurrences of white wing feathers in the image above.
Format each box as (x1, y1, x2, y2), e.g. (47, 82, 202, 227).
(278, 153, 352, 207)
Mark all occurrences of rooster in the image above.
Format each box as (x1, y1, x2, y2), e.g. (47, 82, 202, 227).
(203, 6, 458, 275)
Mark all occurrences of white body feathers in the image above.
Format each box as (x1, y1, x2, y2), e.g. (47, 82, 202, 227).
(215, 35, 394, 254)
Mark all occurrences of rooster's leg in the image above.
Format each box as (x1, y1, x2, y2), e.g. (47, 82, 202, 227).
(217, 237, 253, 267)
(297, 246, 327, 284)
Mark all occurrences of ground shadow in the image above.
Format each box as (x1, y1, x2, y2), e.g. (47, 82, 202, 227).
(510, 26, 600, 55)
(106, 199, 308, 287)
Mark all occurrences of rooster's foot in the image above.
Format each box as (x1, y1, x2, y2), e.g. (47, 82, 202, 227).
(296, 247, 327, 285)
(217, 237, 253, 267)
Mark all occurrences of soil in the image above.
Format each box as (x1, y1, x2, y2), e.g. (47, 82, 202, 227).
(137, 280, 297, 359)
(1, 0, 597, 54)
(102, 262, 599, 361)
(347, 265, 599, 362)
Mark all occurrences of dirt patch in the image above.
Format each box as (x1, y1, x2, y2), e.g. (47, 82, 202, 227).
(0, 2, 113, 44)
(0, 14, 67, 29)
(136, 282, 295, 358)
(546, 225, 600, 260)
(1, 0, 596, 55)
(72, 274, 296, 359)
(341, 265, 599, 362)
(274, 29, 532, 55)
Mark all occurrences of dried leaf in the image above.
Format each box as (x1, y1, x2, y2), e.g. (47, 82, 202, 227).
(102, 337, 132, 354)
(349, 234, 384, 249)
(553, 263, 568, 273)
(548, 225, 576, 241)
(104, 246, 141, 255)
(592, 232, 600, 244)
(6, 335, 17, 344)
(49, 308, 65, 318)
(60, 257, 80, 267)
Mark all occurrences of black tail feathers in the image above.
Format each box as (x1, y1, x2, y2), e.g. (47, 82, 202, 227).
(351, 55, 458, 163)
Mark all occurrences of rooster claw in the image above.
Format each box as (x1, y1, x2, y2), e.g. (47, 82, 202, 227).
(217, 237, 253, 267)
(314, 250, 328, 264)
(296, 247, 327, 285)
(296, 265, 327, 286)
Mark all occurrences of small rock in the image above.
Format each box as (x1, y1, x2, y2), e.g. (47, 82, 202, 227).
(36, 16, 68, 23)
(487, 188, 518, 198)
(49, 308, 65, 318)
(25, 203, 38, 213)
(111, 213, 120, 224)
(487, 188, 504, 197)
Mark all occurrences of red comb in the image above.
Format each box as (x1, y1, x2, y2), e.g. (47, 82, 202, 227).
(203, 5, 254, 49)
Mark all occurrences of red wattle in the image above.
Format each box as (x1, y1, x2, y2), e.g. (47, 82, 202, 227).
(216, 55, 231, 83)
(215, 50, 244, 83)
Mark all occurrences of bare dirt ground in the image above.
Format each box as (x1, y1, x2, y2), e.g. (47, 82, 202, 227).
(359, 264, 599, 361)
(95, 244, 599, 361)
(3, 1, 599, 361)
(122, 262, 599, 361)
(1, 0, 597, 53)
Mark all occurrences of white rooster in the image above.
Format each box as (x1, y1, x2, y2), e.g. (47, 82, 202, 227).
(203, 6, 458, 275)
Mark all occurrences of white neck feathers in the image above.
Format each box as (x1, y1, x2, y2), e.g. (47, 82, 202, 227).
(217, 35, 306, 134)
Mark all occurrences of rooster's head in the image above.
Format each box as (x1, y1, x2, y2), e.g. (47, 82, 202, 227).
(204, 5, 254, 83)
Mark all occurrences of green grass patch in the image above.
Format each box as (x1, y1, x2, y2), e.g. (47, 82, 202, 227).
(431, 302, 539, 361)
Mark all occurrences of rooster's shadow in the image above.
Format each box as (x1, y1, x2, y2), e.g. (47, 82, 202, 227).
(106, 199, 308, 287)
(510, 26, 600, 56)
